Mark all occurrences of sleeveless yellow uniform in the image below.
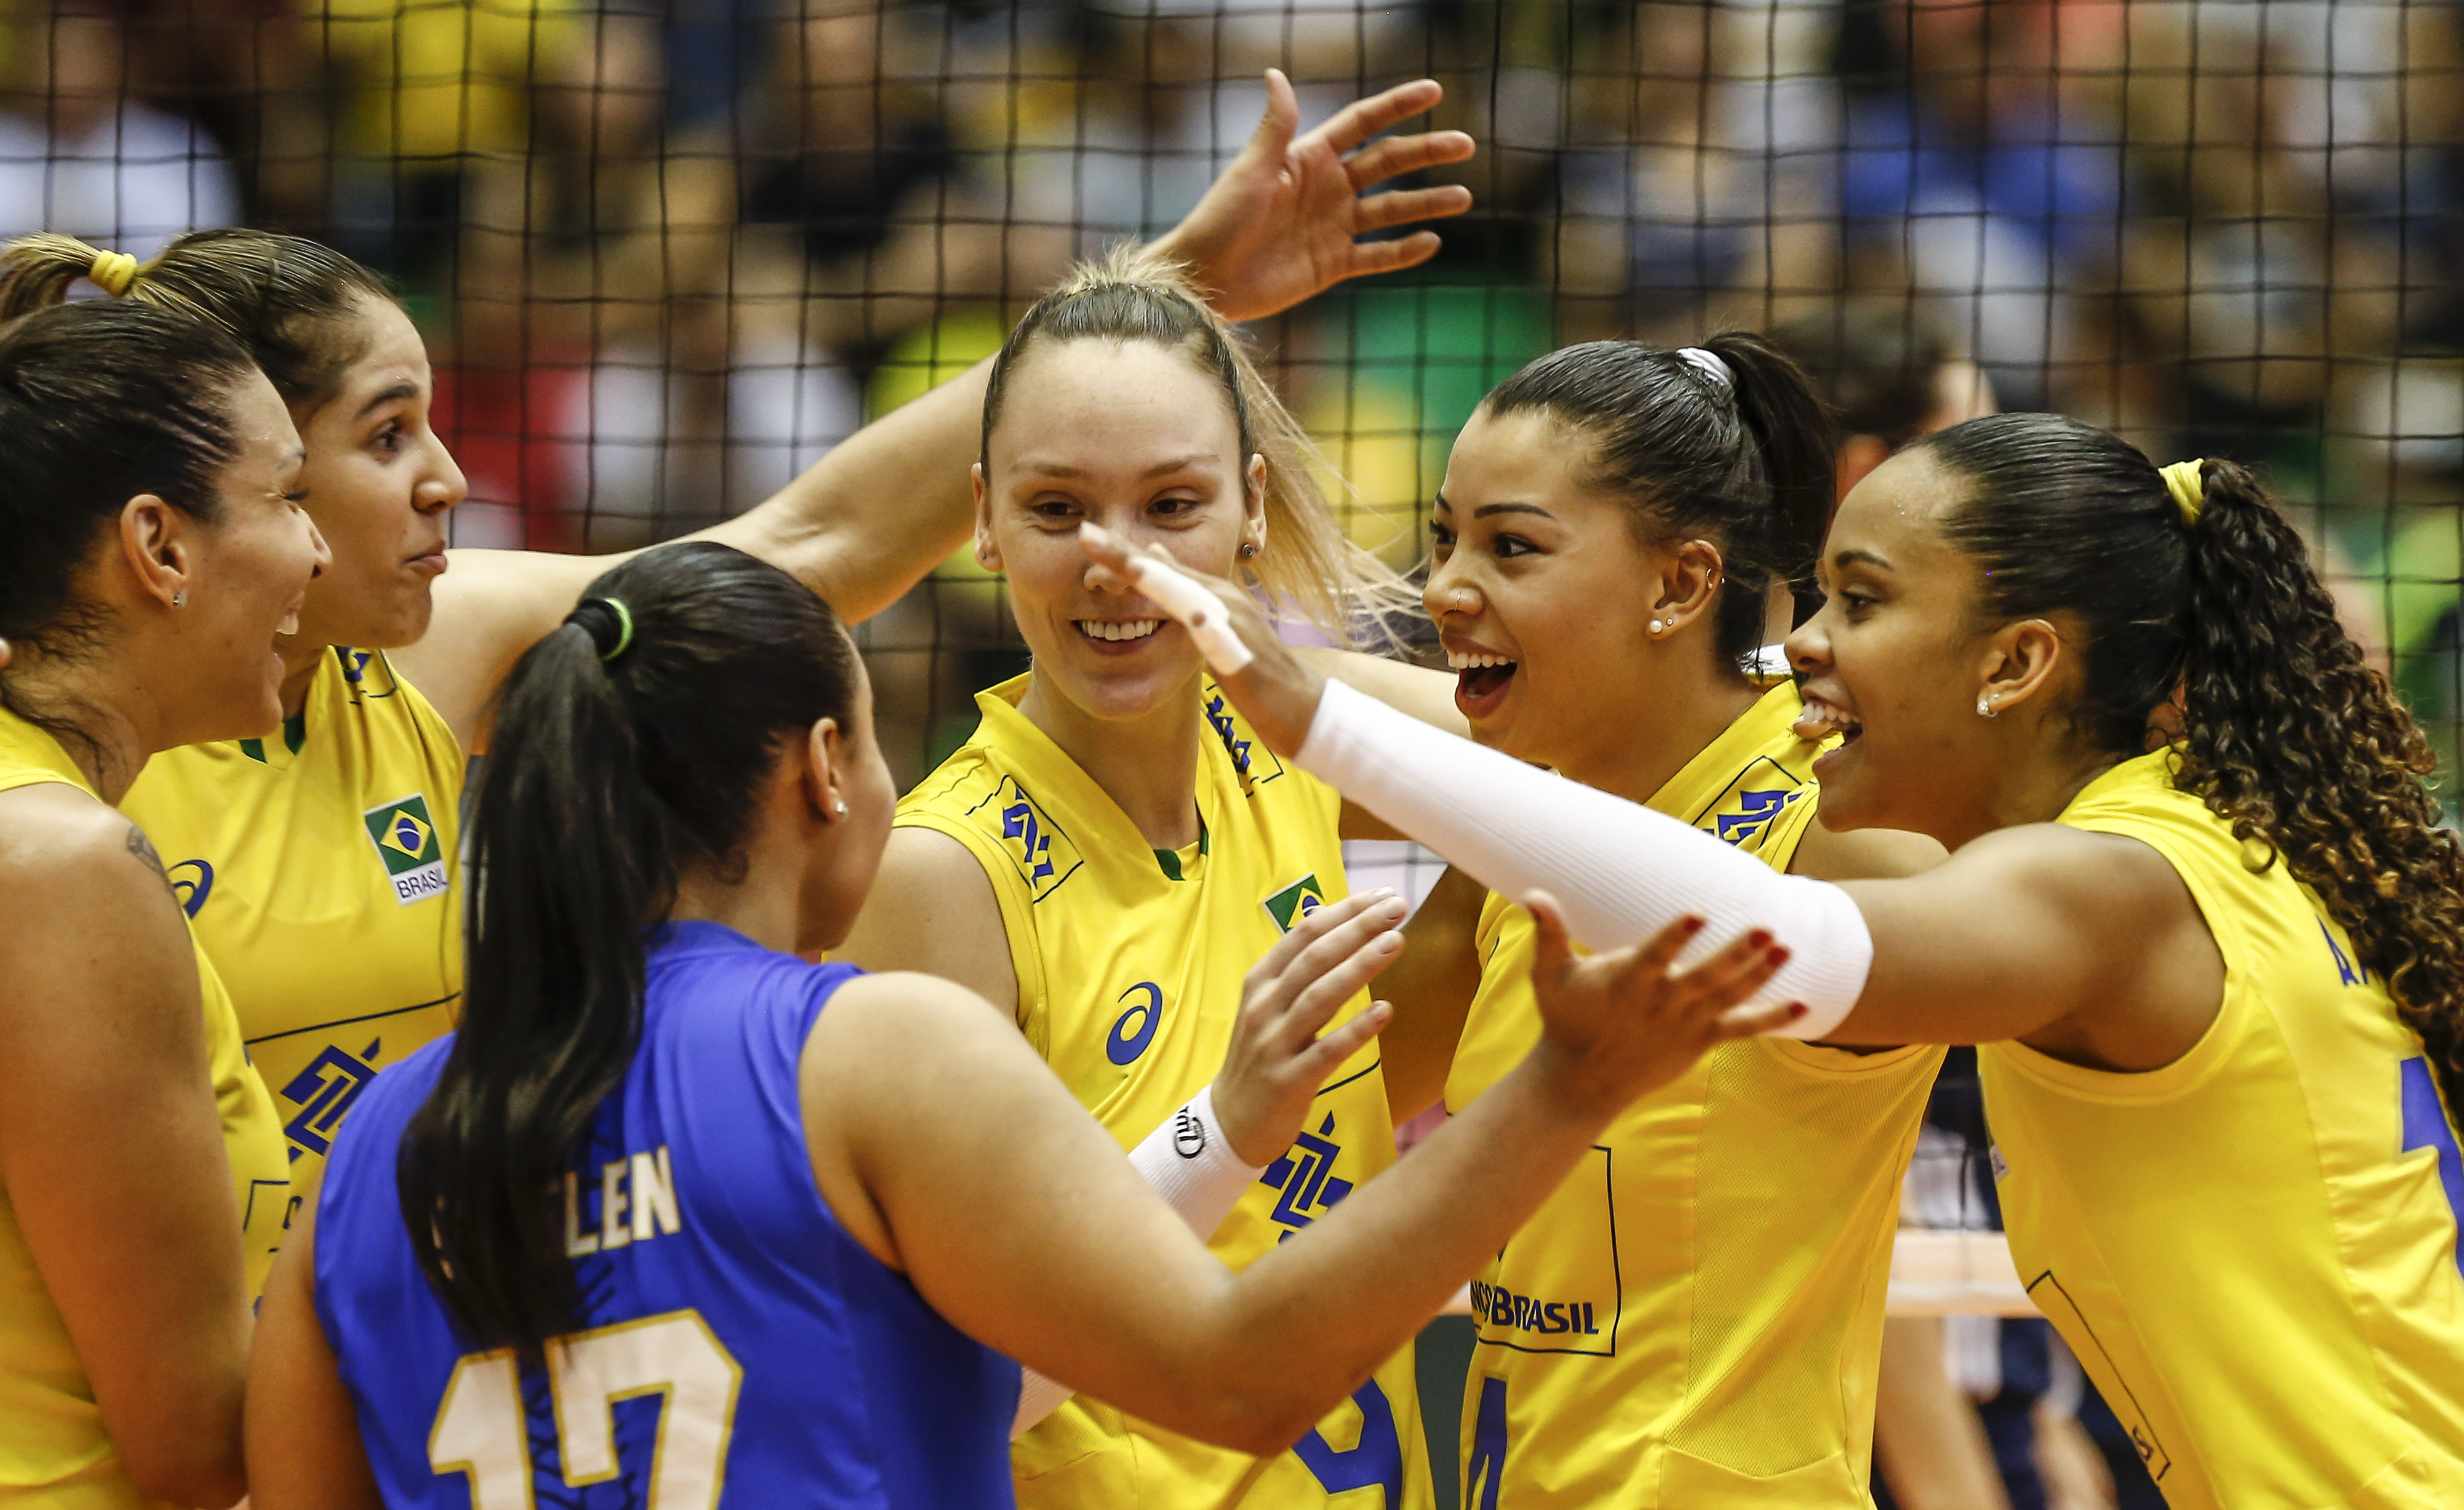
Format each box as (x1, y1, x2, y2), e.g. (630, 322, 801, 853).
(122, 646, 463, 1227)
(0, 709, 287, 1509)
(1443, 682, 1943, 1507)
(898, 674, 1432, 1510)
(1981, 751, 2464, 1509)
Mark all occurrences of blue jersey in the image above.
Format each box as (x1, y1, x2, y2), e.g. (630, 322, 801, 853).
(315, 921, 1022, 1508)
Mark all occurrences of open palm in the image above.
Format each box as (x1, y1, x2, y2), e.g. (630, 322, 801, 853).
(1155, 70, 1476, 325)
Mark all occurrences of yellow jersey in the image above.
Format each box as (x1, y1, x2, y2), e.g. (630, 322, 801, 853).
(898, 674, 1431, 1510)
(121, 646, 463, 1227)
(0, 709, 287, 1509)
(1980, 751, 2464, 1509)
(1443, 682, 1942, 1507)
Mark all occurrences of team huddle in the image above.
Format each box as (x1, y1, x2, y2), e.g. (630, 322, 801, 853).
(2, 74, 2460, 1510)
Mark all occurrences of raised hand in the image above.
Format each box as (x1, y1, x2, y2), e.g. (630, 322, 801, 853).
(1153, 71, 1476, 324)
(1522, 892, 1806, 1118)
(1211, 890, 1409, 1165)
(1077, 522, 1324, 756)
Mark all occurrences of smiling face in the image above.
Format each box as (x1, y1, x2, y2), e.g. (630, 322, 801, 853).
(975, 337, 1263, 723)
(173, 371, 329, 742)
(286, 297, 468, 652)
(1785, 445, 2006, 837)
(1425, 406, 1689, 775)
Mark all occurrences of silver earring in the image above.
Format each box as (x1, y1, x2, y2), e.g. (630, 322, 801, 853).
(834, 800, 848, 817)
(1239, 541, 1260, 559)
(1977, 695, 1997, 718)
(171, 589, 186, 607)
(1648, 618, 1665, 635)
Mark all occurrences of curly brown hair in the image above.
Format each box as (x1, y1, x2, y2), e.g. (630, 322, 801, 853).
(1921, 415, 2464, 1132)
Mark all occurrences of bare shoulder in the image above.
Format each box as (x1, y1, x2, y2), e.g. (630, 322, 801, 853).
(394, 548, 619, 743)
(0, 786, 199, 1034)
(1790, 820, 1948, 882)
(0, 781, 178, 911)
(836, 826, 1015, 1009)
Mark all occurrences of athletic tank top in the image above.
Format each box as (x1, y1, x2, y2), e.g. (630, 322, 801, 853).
(1980, 750, 2464, 1509)
(316, 922, 1020, 1508)
(122, 645, 465, 1224)
(1442, 682, 1943, 1508)
(897, 674, 1430, 1510)
(0, 709, 288, 1509)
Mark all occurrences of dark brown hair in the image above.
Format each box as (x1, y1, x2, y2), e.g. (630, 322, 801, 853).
(0, 230, 394, 410)
(1921, 412, 2464, 1134)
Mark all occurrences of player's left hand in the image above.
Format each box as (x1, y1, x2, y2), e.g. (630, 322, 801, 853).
(1214, 889, 1409, 1166)
(1151, 71, 1474, 325)
(1078, 524, 1326, 758)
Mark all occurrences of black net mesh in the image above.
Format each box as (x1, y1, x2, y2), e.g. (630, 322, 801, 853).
(34, 0, 2458, 794)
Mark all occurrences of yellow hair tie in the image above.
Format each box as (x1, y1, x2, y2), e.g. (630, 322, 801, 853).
(2159, 459, 2207, 527)
(86, 249, 137, 297)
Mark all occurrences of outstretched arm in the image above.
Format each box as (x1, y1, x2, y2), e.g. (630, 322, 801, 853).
(398, 73, 1476, 749)
(1080, 525, 2228, 1066)
(810, 905, 1792, 1455)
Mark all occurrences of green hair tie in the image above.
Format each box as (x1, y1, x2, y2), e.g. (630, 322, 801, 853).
(594, 597, 635, 661)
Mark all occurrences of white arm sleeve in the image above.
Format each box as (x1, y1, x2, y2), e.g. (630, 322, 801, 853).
(1297, 678, 1873, 1039)
(1011, 1085, 1263, 1437)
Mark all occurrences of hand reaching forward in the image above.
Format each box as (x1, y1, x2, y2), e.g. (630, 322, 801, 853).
(1077, 523, 1324, 757)
(1523, 892, 1807, 1119)
(1153, 70, 1476, 324)
(1211, 889, 1409, 1166)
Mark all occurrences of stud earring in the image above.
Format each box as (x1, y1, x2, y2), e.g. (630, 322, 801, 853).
(1977, 695, 1998, 718)
(1647, 618, 1665, 635)
(171, 589, 186, 607)
(1239, 541, 1260, 559)
(834, 800, 849, 817)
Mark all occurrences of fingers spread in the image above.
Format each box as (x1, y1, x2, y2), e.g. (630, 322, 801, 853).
(1344, 135, 1478, 192)
(1252, 66, 1301, 153)
(1716, 1001, 1811, 1041)
(1342, 232, 1444, 278)
(1351, 185, 1477, 235)
(1250, 889, 1386, 989)
(1311, 78, 1445, 155)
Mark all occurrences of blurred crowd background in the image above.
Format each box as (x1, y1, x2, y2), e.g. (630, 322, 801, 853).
(14, 0, 2464, 796)
(10, 4, 2445, 1504)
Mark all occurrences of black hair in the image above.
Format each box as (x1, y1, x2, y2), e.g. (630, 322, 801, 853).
(398, 541, 864, 1351)
(0, 300, 259, 730)
(1479, 332, 1839, 665)
(1919, 412, 2464, 1135)
(1769, 300, 1962, 450)
(0, 229, 396, 410)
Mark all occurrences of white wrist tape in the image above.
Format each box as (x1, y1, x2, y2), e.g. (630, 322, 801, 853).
(1295, 679, 1872, 1039)
(1011, 1085, 1264, 1437)
(1127, 554, 1252, 674)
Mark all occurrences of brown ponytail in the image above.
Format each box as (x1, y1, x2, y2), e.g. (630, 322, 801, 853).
(2172, 458, 2464, 1126)
(1923, 414, 2464, 1134)
(0, 229, 393, 410)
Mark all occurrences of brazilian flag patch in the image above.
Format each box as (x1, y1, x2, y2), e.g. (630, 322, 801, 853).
(1262, 873, 1328, 933)
(362, 793, 448, 906)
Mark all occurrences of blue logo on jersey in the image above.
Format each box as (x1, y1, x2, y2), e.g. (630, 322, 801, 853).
(279, 1039, 382, 1162)
(1261, 1113, 1354, 1240)
(342, 649, 374, 684)
(1204, 692, 1254, 777)
(969, 777, 1082, 901)
(1292, 1379, 1404, 1506)
(1108, 983, 1164, 1066)
(1002, 799, 1055, 884)
(1716, 788, 1802, 846)
(2321, 918, 2369, 986)
(166, 858, 214, 917)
